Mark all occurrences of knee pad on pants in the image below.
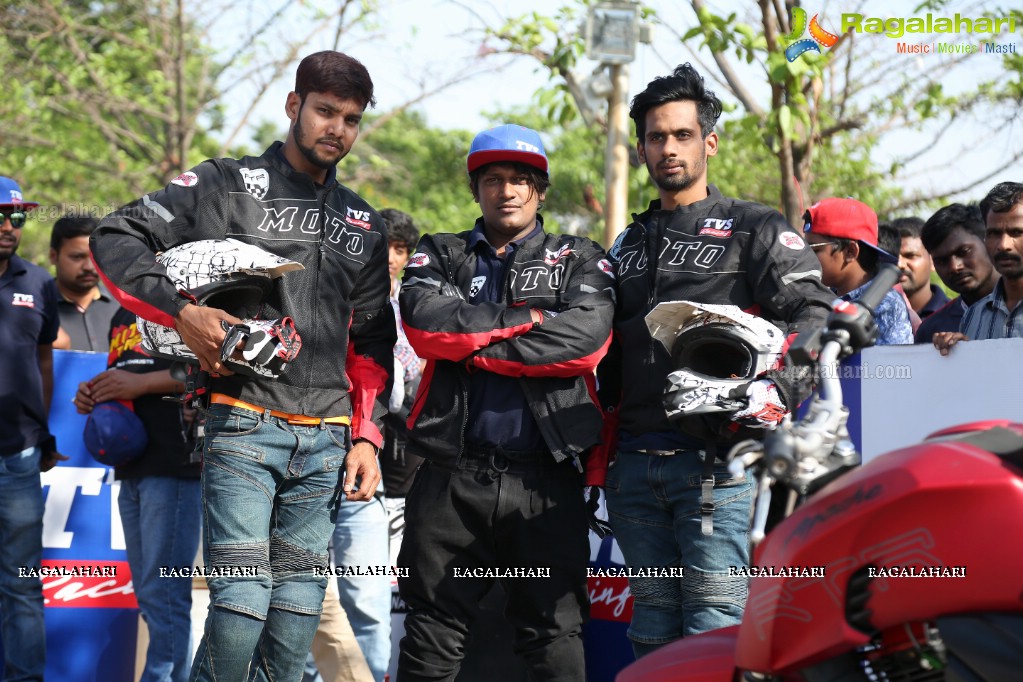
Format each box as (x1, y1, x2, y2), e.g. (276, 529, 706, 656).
(681, 567, 748, 611)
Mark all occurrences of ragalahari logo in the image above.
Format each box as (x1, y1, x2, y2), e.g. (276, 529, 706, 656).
(784, 7, 839, 62)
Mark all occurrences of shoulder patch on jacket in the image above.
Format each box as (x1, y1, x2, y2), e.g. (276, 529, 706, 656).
(544, 244, 574, 266)
(406, 252, 431, 268)
(239, 168, 269, 200)
(609, 230, 628, 260)
(171, 171, 199, 188)
(597, 258, 615, 279)
(469, 275, 486, 298)
(778, 232, 805, 250)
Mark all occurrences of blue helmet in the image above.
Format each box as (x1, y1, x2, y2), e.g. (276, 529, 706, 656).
(467, 124, 548, 174)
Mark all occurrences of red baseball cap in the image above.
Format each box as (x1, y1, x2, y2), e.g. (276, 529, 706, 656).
(803, 197, 897, 263)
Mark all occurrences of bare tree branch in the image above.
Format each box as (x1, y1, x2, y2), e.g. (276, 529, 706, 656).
(216, 17, 336, 153)
(652, 24, 737, 100)
(892, 147, 1023, 210)
(362, 64, 504, 136)
(690, 0, 766, 117)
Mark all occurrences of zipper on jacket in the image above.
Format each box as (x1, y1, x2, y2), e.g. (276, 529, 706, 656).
(446, 241, 471, 460)
(503, 238, 558, 456)
(457, 371, 468, 459)
(501, 240, 520, 304)
(645, 215, 662, 363)
(306, 183, 334, 410)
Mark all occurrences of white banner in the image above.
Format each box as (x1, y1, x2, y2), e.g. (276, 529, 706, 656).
(858, 338, 1023, 461)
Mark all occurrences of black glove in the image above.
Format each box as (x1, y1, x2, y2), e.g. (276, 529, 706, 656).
(584, 485, 613, 538)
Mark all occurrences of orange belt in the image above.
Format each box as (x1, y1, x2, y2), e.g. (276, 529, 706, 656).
(210, 393, 351, 426)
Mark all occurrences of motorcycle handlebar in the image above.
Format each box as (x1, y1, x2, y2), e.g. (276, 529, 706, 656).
(856, 263, 902, 312)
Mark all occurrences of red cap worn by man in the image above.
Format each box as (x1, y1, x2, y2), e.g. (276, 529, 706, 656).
(805, 197, 913, 344)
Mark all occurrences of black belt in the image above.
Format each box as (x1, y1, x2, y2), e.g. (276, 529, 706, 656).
(462, 445, 550, 462)
(458, 444, 558, 478)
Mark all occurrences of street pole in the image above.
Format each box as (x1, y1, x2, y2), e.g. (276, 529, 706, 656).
(604, 63, 631, 249)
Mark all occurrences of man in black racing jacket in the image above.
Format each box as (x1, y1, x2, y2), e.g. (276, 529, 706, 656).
(90, 52, 395, 681)
(593, 64, 834, 657)
(396, 124, 615, 682)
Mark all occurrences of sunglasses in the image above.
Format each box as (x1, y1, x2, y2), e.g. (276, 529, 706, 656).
(1, 211, 27, 228)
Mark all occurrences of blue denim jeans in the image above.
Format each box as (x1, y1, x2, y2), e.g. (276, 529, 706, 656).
(119, 476, 201, 682)
(332, 491, 391, 682)
(0, 446, 45, 682)
(605, 449, 753, 657)
(189, 404, 346, 682)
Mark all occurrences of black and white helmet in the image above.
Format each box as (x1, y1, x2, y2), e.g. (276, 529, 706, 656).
(138, 239, 304, 379)
(645, 301, 785, 419)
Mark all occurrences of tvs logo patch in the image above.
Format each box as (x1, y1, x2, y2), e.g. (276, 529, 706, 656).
(698, 217, 735, 238)
(171, 171, 198, 187)
(406, 252, 430, 269)
(239, 168, 270, 201)
(469, 276, 487, 298)
(597, 258, 615, 279)
(778, 232, 806, 250)
(12, 293, 35, 308)
(345, 207, 372, 230)
(544, 244, 574, 266)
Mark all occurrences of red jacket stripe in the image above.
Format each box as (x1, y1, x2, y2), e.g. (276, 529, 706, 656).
(470, 333, 611, 378)
(346, 343, 389, 448)
(403, 321, 534, 362)
(406, 360, 435, 430)
(93, 256, 178, 328)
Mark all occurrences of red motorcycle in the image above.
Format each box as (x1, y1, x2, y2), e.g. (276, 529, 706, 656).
(618, 265, 1023, 682)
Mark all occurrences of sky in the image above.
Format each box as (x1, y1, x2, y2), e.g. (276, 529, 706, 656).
(214, 0, 679, 139)
(210, 0, 1022, 207)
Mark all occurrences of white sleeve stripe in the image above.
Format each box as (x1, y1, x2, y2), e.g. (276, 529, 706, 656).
(143, 195, 175, 223)
(781, 269, 821, 285)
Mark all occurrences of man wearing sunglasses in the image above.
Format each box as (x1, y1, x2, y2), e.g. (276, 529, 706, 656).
(0, 175, 66, 681)
(804, 197, 913, 345)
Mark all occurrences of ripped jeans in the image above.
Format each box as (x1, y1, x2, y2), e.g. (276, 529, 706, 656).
(605, 449, 753, 658)
(190, 404, 347, 682)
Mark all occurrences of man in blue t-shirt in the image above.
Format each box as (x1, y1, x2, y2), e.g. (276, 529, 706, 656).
(805, 197, 913, 345)
(0, 175, 66, 680)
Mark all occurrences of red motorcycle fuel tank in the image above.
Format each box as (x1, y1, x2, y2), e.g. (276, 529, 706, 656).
(735, 422, 1023, 674)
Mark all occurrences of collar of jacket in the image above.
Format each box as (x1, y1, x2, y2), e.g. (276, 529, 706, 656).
(631, 184, 725, 225)
(264, 140, 339, 189)
(466, 215, 546, 253)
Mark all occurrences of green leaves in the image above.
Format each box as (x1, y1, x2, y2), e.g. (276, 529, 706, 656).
(0, 0, 223, 264)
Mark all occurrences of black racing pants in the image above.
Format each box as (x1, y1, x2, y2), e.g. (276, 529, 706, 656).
(396, 449, 590, 682)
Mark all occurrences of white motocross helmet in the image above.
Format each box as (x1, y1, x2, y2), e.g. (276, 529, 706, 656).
(645, 301, 785, 419)
(137, 238, 305, 378)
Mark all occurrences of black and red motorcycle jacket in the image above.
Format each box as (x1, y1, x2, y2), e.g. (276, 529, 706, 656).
(593, 186, 834, 481)
(398, 222, 615, 474)
(90, 142, 396, 447)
